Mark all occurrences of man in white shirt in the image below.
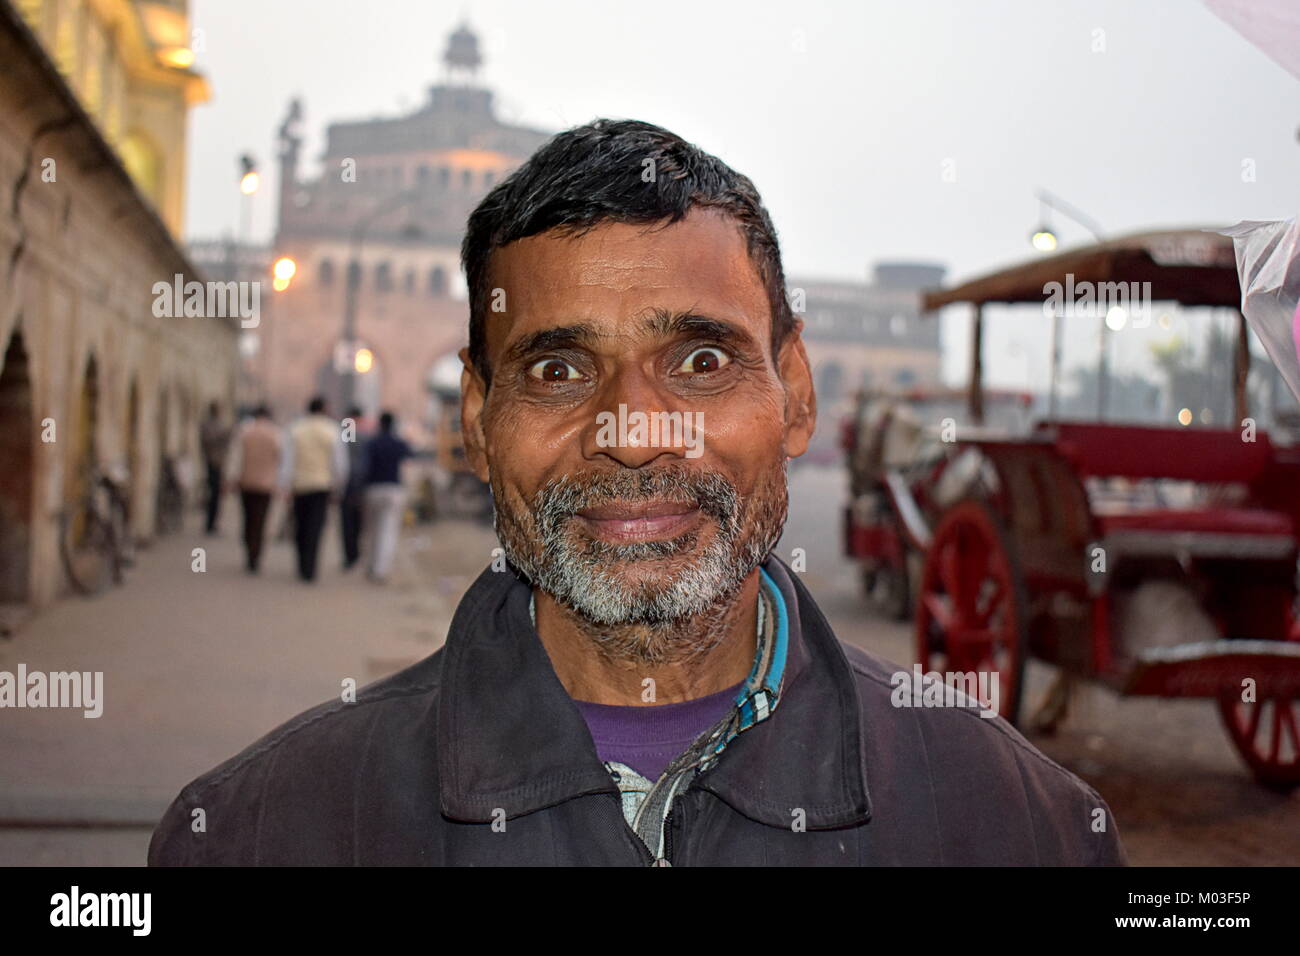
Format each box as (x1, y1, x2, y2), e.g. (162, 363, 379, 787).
(279, 396, 348, 582)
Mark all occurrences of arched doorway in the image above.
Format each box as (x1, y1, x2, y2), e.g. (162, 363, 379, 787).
(61, 355, 101, 559)
(0, 332, 34, 603)
(70, 356, 100, 509)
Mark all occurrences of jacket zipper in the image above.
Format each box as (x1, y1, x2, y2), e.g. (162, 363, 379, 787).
(655, 803, 680, 867)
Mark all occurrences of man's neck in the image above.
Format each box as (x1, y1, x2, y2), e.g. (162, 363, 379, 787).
(533, 570, 760, 706)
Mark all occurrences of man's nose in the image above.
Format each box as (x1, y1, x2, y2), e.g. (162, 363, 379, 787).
(581, 369, 696, 468)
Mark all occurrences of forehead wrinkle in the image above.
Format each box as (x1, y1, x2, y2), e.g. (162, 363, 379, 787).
(570, 251, 672, 291)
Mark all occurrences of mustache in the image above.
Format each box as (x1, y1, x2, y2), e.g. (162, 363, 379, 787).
(532, 465, 739, 534)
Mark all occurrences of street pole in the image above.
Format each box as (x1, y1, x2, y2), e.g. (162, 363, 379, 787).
(1034, 189, 1108, 422)
(341, 248, 360, 412)
(339, 187, 421, 415)
(1097, 316, 1110, 420)
(1048, 309, 1062, 420)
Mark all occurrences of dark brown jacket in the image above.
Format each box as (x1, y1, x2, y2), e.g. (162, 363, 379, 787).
(149, 557, 1127, 866)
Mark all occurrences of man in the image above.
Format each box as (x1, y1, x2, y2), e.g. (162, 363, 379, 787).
(223, 405, 281, 574)
(150, 120, 1126, 866)
(361, 410, 412, 583)
(281, 396, 347, 583)
(339, 405, 368, 571)
(199, 401, 232, 535)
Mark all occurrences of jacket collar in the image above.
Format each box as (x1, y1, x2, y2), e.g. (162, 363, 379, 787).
(437, 555, 872, 830)
(694, 558, 873, 828)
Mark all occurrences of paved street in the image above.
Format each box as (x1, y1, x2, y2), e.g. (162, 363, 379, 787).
(0, 499, 496, 865)
(1, 466, 1297, 865)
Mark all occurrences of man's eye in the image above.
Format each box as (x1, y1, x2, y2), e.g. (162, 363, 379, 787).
(677, 347, 731, 374)
(528, 358, 584, 382)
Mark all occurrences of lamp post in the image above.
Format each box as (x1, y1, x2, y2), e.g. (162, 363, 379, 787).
(340, 188, 424, 412)
(1030, 189, 1105, 248)
(228, 155, 262, 408)
(1030, 189, 1108, 420)
(238, 154, 259, 251)
(224, 154, 259, 284)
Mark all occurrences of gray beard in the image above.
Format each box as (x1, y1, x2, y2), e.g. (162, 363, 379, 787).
(493, 460, 788, 664)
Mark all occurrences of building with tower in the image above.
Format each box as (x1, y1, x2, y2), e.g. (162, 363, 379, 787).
(258, 23, 550, 441)
(253, 21, 941, 461)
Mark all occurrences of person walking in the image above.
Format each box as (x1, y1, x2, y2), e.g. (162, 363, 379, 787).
(223, 405, 281, 574)
(339, 405, 369, 571)
(281, 396, 347, 582)
(361, 411, 412, 583)
(200, 401, 232, 535)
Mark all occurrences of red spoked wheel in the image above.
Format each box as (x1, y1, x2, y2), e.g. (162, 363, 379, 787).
(1217, 694, 1300, 791)
(915, 498, 1027, 725)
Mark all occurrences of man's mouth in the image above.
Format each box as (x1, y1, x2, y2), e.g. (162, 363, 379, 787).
(573, 499, 703, 544)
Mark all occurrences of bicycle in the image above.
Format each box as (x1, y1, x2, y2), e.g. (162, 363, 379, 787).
(59, 466, 133, 596)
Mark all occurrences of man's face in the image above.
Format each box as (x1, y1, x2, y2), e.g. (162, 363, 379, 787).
(461, 208, 815, 659)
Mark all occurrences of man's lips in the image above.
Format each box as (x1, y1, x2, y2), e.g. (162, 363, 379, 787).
(574, 500, 702, 542)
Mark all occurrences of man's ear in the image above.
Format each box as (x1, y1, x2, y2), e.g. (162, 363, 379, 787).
(778, 319, 817, 459)
(458, 347, 491, 482)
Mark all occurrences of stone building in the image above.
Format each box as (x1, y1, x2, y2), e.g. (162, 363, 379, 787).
(791, 262, 946, 456)
(259, 24, 550, 441)
(0, 0, 236, 610)
(12, 0, 208, 235)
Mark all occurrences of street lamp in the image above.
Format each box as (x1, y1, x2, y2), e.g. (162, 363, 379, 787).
(225, 154, 261, 287)
(239, 155, 260, 195)
(1034, 191, 1107, 418)
(232, 154, 259, 281)
(272, 256, 297, 292)
(1030, 189, 1105, 247)
(1030, 227, 1058, 253)
(1030, 188, 1113, 420)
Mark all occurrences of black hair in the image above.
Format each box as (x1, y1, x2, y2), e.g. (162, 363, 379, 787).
(461, 118, 794, 387)
(379, 411, 395, 432)
(308, 396, 325, 414)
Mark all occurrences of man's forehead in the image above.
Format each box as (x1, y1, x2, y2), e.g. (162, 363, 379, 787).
(485, 209, 771, 346)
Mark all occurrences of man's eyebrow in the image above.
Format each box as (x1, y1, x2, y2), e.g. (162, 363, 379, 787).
(503, 324, 603, 364)
(643, 309, 754, 347)
(503, 312, 754, 366)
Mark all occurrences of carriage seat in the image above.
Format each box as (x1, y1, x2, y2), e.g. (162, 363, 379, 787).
(1096, 507, 1296, 561)
(1041, 422, 1297, 556)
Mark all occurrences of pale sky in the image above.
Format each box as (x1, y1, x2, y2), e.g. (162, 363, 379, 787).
(184, 0, 1300, 393)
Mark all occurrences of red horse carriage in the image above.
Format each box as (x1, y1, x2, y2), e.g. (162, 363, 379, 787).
(842, 386, 1033, 619)
(844, 230, 1300, 789)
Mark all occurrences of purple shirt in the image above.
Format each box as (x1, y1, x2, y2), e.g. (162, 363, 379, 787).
(574, 682, 743, 782)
